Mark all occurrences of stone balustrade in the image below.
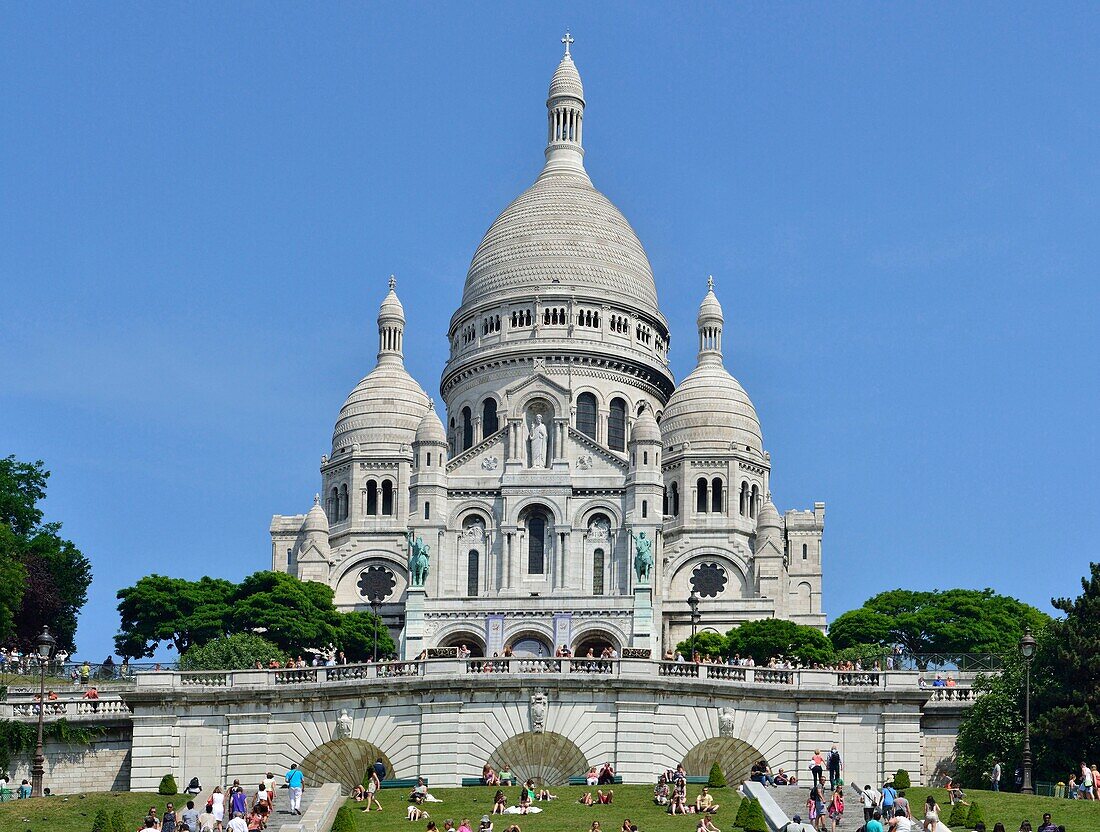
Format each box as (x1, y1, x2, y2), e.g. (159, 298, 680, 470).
(1, 694, 132, 721)
(927, 686, 975, 701)
(123, 657, 950, 694)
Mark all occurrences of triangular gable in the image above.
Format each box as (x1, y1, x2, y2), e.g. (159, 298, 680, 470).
(567, 426, 629, 473)
(446, 429, 506, 475)
(505, 371, 571, 399)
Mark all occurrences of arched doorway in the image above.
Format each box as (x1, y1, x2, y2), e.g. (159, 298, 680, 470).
(679, 736, 765, 786)
(439, 631, 486, 657)
(301, 738, 393, 792)
(508, 632, 552, 657)
(487, 731, 587, 785)
(573, 630, 620, 658)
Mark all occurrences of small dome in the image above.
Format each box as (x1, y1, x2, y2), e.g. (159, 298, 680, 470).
(631, 408, 661, 444)
(548, 54, 584, 101)
(698, 283, 723, 324)
(304, 495, 329, 535)
(378, 276, 405, 323)
(415, 404, 448, 445)
(757, 497, 782, 530)
(332, 363, 430, 453)
(661, 362, 763, 453)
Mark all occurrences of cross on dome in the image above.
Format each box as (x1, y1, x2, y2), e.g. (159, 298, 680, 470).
(388, 274, 396, 290)
(561, 31, 574, 57)
(707, 275, 715, 291)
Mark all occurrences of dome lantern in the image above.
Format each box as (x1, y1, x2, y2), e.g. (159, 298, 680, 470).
(544, 32, 586, 176)
(697, 275, 724, 363)
(377, 274, 406, 366)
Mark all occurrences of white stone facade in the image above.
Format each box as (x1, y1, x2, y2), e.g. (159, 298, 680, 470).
(270, 46, 826, 659)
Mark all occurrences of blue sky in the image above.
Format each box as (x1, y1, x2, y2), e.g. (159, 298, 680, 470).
(2, 4, 1098, 660)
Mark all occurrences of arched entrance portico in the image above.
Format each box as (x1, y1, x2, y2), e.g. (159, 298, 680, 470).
(487, 731, 587, 785)
(301, 739, 393, 791)
(573, 629, 621, 657)
(439, 631, 486, 657)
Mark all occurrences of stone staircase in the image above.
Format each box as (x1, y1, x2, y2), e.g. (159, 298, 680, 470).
(264, 790, 317, 832)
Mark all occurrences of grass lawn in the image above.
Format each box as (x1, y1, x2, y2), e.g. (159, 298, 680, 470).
(0, 791, 187, 832)
(340, 786, 741, 832)
(919, 788, 1100, 832)
(4, 785, 1100, 832)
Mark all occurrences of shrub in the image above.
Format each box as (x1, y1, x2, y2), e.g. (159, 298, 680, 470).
(92, 808, 112, 832)
(158, 773, 178, 795)
(331, 805, 358, 832)
(948, 802, 969, 827)
(966, 802, 985, 829)
(179, 632, 286, 671)
(111, 808, 128, 832)
(709, 762, 727, 788)
(740, 798, 768, 832)
(733, 794, 751, 828)
(893, 769, 911, 790)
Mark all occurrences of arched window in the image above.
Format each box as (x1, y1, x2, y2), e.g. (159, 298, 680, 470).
(740, 482, 749, 516)
(696, 477, 709, 514)
(802, 544, 808, 560)
(711, 478, 723, 513)
(663, 487, 668, 516)
(340, 484, 349, 521)
(642, 500, 648, 519)
(461, 407, 473, 451)
(467, 550, 479, 597)
(608, 397, 627, 451)
(672, 482, 680, 517)
(593, 548, 605, 595)
(381, 480, 394, 516)
(749, 484, 759, 518)
(366, 480, 378, 515)
(423, 501, 430, 520)
(426, 452, 432, 467)
(482, 399, 499, 436)
(526, 509, 547, 575)
(576, 392, 597, 440)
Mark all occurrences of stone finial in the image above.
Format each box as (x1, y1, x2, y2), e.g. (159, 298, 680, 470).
(313, 493, 320, 505)
(561, 31, 574, 57)
(388, 274, 396, 290)
(707, 275, 715, 291)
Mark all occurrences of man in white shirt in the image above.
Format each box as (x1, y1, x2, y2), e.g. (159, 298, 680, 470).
(858, 784, 880, 823)
(227, 813, 248, 832)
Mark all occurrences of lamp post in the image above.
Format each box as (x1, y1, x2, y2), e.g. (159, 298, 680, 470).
(687, 591, 701, 661)
(1019, 627, 1036, 794)
(31, 625, 56, 798)
(369, 597, 383, 661)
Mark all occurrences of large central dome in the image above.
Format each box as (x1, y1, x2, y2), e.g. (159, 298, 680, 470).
(461, 170, 660, 311)
(457, 50, 662, 320)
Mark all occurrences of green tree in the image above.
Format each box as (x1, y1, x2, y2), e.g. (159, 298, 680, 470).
(708, 762, 727, 788)
(158, 773, 178, 795)
(1032, 562, 1100, 778)
(179, 632, 287, 670)
(0, 456, 91, 651)
(334, 611, 396, 661)
(954, 656, 1026, 788)
(893, 769, 911, 791)
(115, 575, 235, 657)
(675, 630, 727, 658)
(330, 805, 358, 832)
(832, 589, 1049, 658)
(228, 571, 340, 654)
(111, 808, 128, 832)
(726, 619, 834, 665)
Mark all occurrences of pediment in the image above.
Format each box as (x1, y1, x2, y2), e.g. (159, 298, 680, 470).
(505, 371, 571, 400)
(568, 427, 628, 474)
(446, 431, 506, 476)
(298, 540, 330, 563)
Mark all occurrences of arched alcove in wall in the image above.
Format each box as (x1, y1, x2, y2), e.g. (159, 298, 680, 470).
(438, 630, 486, 657)
(678, 736, 764, 785)
(486, 731, 588, 785)
(300, 739, 393, 792)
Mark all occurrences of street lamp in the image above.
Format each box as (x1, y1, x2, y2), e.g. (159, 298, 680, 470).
(687, 591, 701, 660)
(31, 625, 56, 798)
(1019, 627, 1036, 795)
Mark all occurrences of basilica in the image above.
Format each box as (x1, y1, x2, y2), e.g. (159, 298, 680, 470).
(270, 41, 826, 658)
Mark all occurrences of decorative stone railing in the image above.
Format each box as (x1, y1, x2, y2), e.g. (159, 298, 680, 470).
(116, 659, 973, 703)
(1, 694, 132, 721)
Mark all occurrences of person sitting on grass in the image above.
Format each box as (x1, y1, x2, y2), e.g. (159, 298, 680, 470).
(518, 789, 532, 815)
(492, 790, 507, 814)
(536, 786, 555, 801)
(1037, 815, 1057, 832)
(944, 778, 967, 807)
(589, 823, 602, 832)
(697, 816, 721, 832)
(668, 791, 689, 815)
(579, 792, 594, 807)
(695, 787, 719, 814)
(499, 765, 515, 786)
(407, 805, 430, 822)
(654, 776, 670, 806)
(352, 785, 366, 802)
(522, 779, 537, 806)
(478, 815, 493, 832)
(411, 778, 430, 804)
(598, 789, 614, 805)
(503, 825, 521, 832)
(621, 819, 638, 832)
(459, 818, 472, 832)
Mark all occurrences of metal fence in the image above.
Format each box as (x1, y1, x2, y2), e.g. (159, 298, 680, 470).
(0, 661, 175, 687)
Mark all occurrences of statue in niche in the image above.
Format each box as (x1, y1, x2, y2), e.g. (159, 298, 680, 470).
(628, 527, 654, 584)
(406, 530, 431, 587)
(335, 708, 353, 739)
(718, 707, 736, 737)
(527, 413, 548, 468)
